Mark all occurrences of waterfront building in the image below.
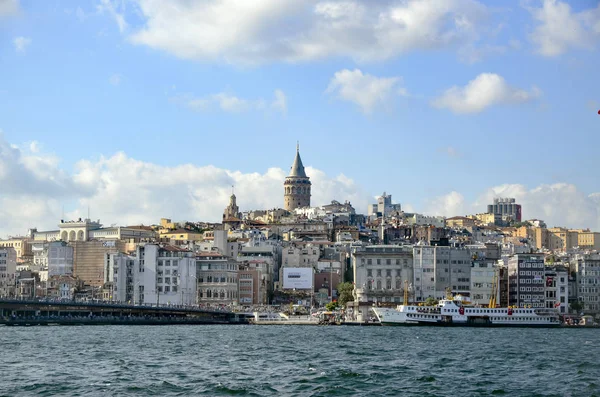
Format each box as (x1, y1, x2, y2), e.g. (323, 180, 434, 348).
(544, 265, 569, 314)
(238, 261, 270, 305)
(72, 240, 130, 287)
(137, 244, 197, 306)
(412, 244, 472, 302)
(573, 253, 600, 316)
(487, 197, 522, 224)
(47, 241, 74, 277)
(0, 247, 17, 297)
(508, 253, 546, 308)
(284, 144, 311, 211)
(353, 245, 413, 304)
(105, 252, 136, 303)
(196, 252, 239, 305)
(46, 275, 83, 300)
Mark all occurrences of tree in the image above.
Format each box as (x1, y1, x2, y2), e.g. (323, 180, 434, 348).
(336, 282, 354, 307)
(424, 297, 438, 306)
(570, 301, 583, 314)
(325, 301, 339, 311)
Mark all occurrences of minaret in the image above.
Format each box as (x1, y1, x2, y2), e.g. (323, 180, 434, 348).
(284, 143, 311, 211)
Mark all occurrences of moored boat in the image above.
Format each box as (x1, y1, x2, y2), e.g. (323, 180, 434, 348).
(371, 298, 561, 327)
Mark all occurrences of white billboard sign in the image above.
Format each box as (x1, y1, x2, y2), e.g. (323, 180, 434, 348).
(283, 267, 313, 289)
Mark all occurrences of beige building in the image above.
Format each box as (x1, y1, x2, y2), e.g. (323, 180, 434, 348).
(578, 232, 600, 250)
(196, 252, 240, 305)
(72, 240, 130, 287)
(547, 227, 579, 251)
(0, 238, 32, 262)
(446, 216, 476, 228)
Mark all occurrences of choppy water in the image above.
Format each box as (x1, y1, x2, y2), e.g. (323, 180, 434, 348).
(0, 325, 599, 396)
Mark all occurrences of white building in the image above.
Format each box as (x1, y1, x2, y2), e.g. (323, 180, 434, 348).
(413, 244, 472, 301)
(136, 244, 197, 306)
(106, 252, 136, 303)
(0, 247, 17, 297)
(470, 261, 498, 306)
(406, 214, 446, 228)
(48, 241, 74, 277)
(545, 265, 569, 314)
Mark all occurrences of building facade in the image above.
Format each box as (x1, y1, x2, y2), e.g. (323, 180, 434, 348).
(0, 248, 17, 297)
(487, 197, 522, 223)
(573, 253, 600, 316)
(284, 144, 311, 211)
(196, 252, 239, 306)
(507, 253, 546, 308)
(353, 245, 414, 304)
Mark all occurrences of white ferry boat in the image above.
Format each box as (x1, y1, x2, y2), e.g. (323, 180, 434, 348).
(371, 298, 561, 327)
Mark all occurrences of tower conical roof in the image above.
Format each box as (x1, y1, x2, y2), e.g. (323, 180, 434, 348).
(288, 145, 307, 178)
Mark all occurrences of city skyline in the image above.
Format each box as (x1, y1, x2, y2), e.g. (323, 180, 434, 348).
(1, 0, 600, 236)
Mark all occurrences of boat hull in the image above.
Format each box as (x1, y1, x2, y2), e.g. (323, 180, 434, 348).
(380, 320, 561, 328)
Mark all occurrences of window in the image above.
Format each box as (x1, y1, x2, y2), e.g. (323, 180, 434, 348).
(386, 270, 392, 277)
(377, 270, 382, 277)
(367, 269, 372, 277)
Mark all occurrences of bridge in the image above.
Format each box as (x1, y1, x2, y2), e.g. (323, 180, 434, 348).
(0, 299, 249, 326)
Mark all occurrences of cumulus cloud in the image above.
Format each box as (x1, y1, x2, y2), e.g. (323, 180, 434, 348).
(128, 0, 490, 64)
(326, 69, 405, 113)
(13, 36, 31, 53)
(172, 89, 287, 114)
(431, 73, 540, 114)
(0, 134, 371, 236)
(527, 0, 600, 56)
(424, 183, 600, 231)
(423, 191, 467, 218)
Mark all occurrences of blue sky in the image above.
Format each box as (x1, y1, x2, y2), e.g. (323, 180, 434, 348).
(0, 0, 599, 236)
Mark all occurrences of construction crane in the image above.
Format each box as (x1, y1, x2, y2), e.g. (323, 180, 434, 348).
(489, 266, 499, 308)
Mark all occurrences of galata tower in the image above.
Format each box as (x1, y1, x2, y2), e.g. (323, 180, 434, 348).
(284, 143, 311, 211)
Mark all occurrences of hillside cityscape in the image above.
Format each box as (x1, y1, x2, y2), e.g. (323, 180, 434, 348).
(0, 146, 598, 323)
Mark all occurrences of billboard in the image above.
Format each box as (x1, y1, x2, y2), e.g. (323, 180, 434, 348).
(283, 267, 313, 290)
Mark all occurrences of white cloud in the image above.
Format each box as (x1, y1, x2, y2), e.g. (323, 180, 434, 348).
(527, 0, 600, 56)
(29, 141, 40, 153)
(173, 89, 287, 114)
(97, 0, 127, 33)
(13, 36, 31, 53)
(0, 0, 19, 17)
(423, 191, 467, 218)
(326, 69, 404, 114)
(431, 73, 540, 114)
(109, 74, 122, 86)
(0, 133, 371, 236)
(424, 183, 600, 231)
(128, 0, 490, 64)
(272, 89, 287, 114)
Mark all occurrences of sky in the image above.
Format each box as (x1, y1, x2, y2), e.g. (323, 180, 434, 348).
(0, 0, 599, 237)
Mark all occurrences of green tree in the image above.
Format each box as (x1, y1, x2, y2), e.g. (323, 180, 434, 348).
(424, 297, 438, 306)
(570, 301, 583, 313)
(325, 301, 340, 311)
(336, 282, 354, 307)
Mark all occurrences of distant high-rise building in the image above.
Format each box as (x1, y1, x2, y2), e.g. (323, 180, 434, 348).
(487, 197, 522, 223)
(284, 144, 311, 211)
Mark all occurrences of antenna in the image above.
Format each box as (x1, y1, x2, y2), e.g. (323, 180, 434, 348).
(232, 185, 234, 195)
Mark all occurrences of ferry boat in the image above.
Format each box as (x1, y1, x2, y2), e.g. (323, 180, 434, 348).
(371, 298, 561, 327)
